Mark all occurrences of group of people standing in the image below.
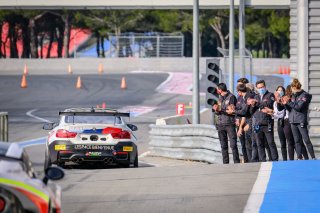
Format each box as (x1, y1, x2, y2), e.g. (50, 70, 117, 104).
(212, 78, 316, 164)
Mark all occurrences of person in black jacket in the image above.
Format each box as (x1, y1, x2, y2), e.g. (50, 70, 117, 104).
(213, 83, 240, 164)
(235, 78, 250, 163)
(247, 80, 279, 162)
(282, 79, 316, 160)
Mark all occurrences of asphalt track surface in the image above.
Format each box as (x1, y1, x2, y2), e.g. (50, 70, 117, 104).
(0, 72, 303, 213)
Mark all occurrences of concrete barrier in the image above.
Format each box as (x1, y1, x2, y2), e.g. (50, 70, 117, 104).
(149, 124, 224, 164)
(0, 112, 8, 142)
(0, 58, 289, 75)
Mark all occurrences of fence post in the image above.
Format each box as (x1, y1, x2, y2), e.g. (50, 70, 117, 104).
(0, 112, 8, 142)
(156, 35, 160, 58)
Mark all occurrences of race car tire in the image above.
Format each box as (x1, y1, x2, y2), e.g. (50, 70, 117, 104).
(134, 153, 138, 168)
(44, 150, 52, 170)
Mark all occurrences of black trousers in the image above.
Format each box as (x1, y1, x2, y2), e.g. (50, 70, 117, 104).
(256, 125, 279, 162)
(250, 132, 259, 162)
(291, 123, 315, 159)
(238, 127, 249, 163)
(277, 119, 295, 160)
(218, 124, 240, 164)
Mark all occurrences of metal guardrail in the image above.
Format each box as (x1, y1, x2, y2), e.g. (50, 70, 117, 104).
(0, 112, 8, 142)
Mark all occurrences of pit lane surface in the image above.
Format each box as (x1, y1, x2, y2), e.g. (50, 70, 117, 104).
(0, 73, 286, 212)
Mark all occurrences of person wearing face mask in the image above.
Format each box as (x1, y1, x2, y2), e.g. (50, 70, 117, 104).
(273, 86, 294, 160)
(212, 83, 240, 164)
(247, 80, 279, 162)
(275, 85, 309, 160)
(282, 79, 316, 160)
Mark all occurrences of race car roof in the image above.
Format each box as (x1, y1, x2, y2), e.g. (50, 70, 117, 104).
(0, 142, 23, 159)
(60, 108, 130, 117)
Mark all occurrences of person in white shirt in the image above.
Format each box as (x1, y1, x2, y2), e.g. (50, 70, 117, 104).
(273, 85, 308, 160)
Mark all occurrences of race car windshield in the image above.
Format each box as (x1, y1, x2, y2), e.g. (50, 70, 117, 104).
(65, 115, 122, 124)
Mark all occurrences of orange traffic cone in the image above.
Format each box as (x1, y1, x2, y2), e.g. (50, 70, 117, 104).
(68, 64, 72, 74)
(278, 66, 283, 74)
(283, 66, 287, 75)
(76, 76, 82, 89)
(121, 77, 127, 89)
(21, 74, 27, 88)
(23, 64, 28, 75)
(98, 63, 103, 74)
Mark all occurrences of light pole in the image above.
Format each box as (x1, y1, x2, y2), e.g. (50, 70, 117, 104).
(229, 0, 235, 92)
(192, 0, 200, 124)
(239, 0, 246, 78)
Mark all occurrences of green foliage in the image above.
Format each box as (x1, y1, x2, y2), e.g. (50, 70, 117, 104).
(0, 9, 290, 58)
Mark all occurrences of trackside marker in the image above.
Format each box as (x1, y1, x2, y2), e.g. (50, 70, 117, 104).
(243, 162, 273, 213)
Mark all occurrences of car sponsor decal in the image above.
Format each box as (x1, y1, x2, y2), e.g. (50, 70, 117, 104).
(0, 178, 49, 203)
(85, 152, 102, 156)
(123, 146, 133, 152)
(74, 144, 114, 151)
(55, 144, 67, 151)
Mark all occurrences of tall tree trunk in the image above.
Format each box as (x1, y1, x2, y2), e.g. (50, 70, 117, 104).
(0, 23, 2, 58)
(261, 41, 265, 58)
(210, 21, 226, 50)
(268, 34, 273, 58)
(63, 14, 71, 58)
(100, 35, 105, 58)
(39, 34, 44, 58)
(29, 18, 38, 58)
(256, 46, 260, 58)
(96, 31, 100, 57)
(21, 23, 31, 58)
(9, 23, 18, 58)
(46, 29, 54, 58)
(57, 25, 64, 58)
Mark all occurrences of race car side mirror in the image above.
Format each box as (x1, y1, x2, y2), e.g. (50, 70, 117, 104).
(43, 123, 54, 130)
(127, 124, 138, 131)
(43, 166, 65, 185)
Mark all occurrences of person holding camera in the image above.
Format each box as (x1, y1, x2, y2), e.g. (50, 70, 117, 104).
(212, 83, 240, 164)
(282, 79, 316, 160)
(247, 80, 279, 162)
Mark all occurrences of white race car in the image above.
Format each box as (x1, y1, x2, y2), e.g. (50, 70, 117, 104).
(43, 108, 139, 168)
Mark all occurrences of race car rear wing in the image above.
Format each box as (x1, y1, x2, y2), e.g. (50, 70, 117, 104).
(59, 111, 130, 117)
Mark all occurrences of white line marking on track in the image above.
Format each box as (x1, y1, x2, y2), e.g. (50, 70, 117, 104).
(26, 109, 52, 123)
(18, 137, 47, 148)
(155, 72, 174, 92)
(138, 151, 150, 158)
(243, 162, 273, 213)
